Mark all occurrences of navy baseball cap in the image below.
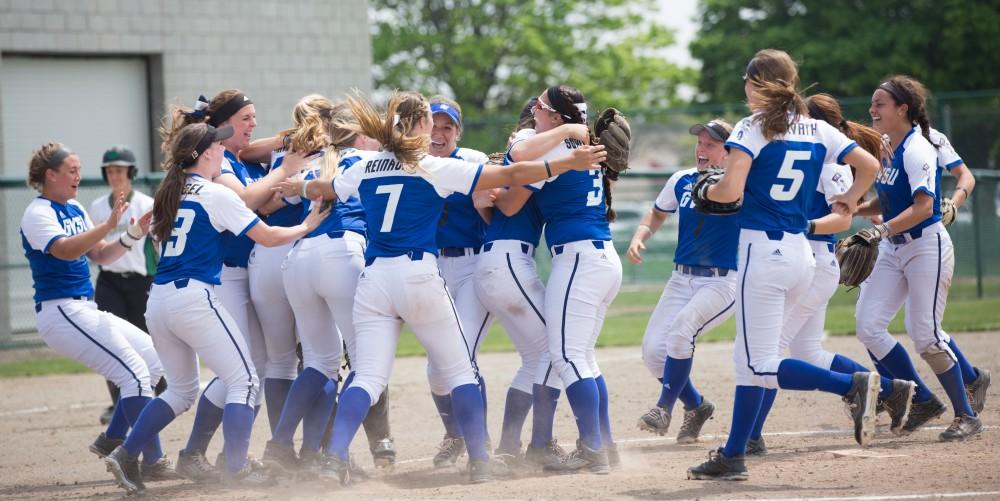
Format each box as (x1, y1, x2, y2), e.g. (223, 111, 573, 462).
(689, 120, 733, 142)
(431, 102, 462, 128)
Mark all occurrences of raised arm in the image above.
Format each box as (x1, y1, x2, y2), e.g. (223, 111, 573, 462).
(508, 124, 590, 161)
(473, 145, 606, 191)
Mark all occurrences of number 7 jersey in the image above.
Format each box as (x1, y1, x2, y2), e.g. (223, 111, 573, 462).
(726, 115, 857, 233)
(153, 173, 261, 286)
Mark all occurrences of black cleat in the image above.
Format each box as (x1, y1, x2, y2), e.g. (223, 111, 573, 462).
(89, 432, 123, 458)
(939, 414, 983, 442)
(902, 394, 947, 434)
(676, 399, 715, 444)
(745, 437, 768, 456)
(687, 448, 748, 481)
(881, 379, 916, 435)
(104, 445, 146, 495)
(432, 434, 465, 468)
(542, 439, 609, 475)
(842, 372, 880, 447)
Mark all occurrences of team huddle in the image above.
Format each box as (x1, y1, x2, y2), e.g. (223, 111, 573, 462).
(18, 48, 989, 494)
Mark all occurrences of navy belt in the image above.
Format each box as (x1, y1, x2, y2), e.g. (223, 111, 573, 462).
(439, 246, 481, 257)
(173, 279, 190, 289)
(365, 250, 425, 267)
(675, 264, 730, 277)
(827, 242, 835, 253)
(888, 227, 924, 245)
(35, 295, 92, 313)
(552, 240, 605, 256)
(765, 230, 784, 241)
(482, 242, 533, 255)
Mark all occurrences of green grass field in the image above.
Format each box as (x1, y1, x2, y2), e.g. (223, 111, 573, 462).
(3, 285, 998, 378)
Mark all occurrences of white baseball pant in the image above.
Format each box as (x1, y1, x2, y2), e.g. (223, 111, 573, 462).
(732, 230, 816, 388)
(475, 240, 560, 393)
(249, 243, 299, 381)
(36, 298, 161, 398)
(429, 249, 493, 395)
(350, 254, 479, 404)
(779, 240, 840, 368)
(545, 240, 622, 386)
(856, 222, 954, 362)
(641, 269, 736, 377)
(146, 280, 259, 415)
(203, 265, 267, 407)
(282, 232, 366, 378)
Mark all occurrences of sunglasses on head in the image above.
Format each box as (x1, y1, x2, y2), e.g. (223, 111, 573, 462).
(535, 99, 558, 113)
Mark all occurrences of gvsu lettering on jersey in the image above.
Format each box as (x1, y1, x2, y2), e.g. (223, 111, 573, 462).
(62, 215, 87, 235)
(365, 158, 403, 173)
(876, 165, 900, 185)
(679, 183, 694, 208)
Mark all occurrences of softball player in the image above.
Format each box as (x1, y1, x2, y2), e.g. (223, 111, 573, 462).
(629, 119, 737, 444)
(19, 143, 171, 478)
(475, 97, 569, 467)
(163, 91, 300, 479)
(748, 94, 917, 453)
(424, 96, 495, 467)
(505, 85, 623, 474)
(853, 76, 985, 441)
(686, 49, 880, 481)
(103, 123, 327, 494)
(284, 90, 606, 484)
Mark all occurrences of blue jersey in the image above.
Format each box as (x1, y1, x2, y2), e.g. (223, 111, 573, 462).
(260, 150, 304, 228)
(518, 129, 610, 246)
(20, 197, 96, 302)
(726, 115, 857, 233)
(806, 163, 853, 245)
(219, 150, 266, 267)
(333, 151, 482, 260)
(436, 148, 490, 249)
(154, 174, 260, 285)
(874, 128, 941, 233)
(299, 148, 367, 239)
(654, 168, 739, 270)
(484, 140, 545, 246)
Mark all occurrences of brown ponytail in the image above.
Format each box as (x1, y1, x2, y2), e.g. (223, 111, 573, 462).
(878, 75, 937, 149)
(152, 124, 210, 242)
(27, 143, 70, 191)
(806, 93, 886, 160)
(744, 49, 807, 141)
(341, 91, 429, 172)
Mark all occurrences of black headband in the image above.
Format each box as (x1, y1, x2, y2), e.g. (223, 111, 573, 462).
(878, 81, 907, 105)
(546, 87, 585, 123)
(743, 60, 760, 82)
(208, 93, 253, 126)
(806, 100, 831, 126)
(47, 147, 73, 168)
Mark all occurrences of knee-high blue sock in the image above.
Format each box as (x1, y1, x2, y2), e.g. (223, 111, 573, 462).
(452, 383, 489, 461)
(431, 392, 462, 437)
(830, 354, 894, 399)
(595, 375, 614, 446)
(222, 403, 255, 474)
(326, 387, 371, 460)
(105, 399, 130, 439)
(272, 368, 328, 446)
(749, 388, 777, 440)
(183, 383, 224, 455)
(498, 388, 533, 453)
(302, 378, 339, 452)
(868, 350, 896, 379)
(877, 343, 934, 402)
(530, 384, 560, 448)
(565, 378, 602, 450)
(777, 359, 853, 395)
(722, 386, 764, 458)
(937, 365, 975, 417)
(679, 379, 704, 411)
(947, 339, 978, 384)
(117, 396, 167, 465)
(657, 356, 693, 412)
(264, 378, 293, 436)
(123, 398, 174, 459)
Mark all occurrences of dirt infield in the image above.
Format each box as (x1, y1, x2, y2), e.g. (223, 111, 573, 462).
(0, 332, 997, 500)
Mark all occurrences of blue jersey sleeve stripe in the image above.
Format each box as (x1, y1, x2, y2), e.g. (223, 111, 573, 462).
(912, 186, 935, 201)
(836, 142, 859, 164)
(467, 163, 484, 195)
(238, 217, 261, 238)
(725, 142, 755, 159)
(653, 203, 674, 213)
(43, 234, 66, 254)
(946, 159, 964, 169)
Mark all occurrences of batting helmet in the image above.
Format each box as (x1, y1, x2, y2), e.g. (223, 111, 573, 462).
(101, 145, 137, 182)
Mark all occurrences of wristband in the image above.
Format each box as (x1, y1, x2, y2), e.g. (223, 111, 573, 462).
(955, 187, 969, 199)
(301, 180, 310, 199)
(807, 220, 816, 234)
(544, 160, 552, 178)
(118, 235, 133, 250)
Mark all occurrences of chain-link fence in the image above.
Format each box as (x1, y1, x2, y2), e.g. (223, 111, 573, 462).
(3, 91, 999, 345)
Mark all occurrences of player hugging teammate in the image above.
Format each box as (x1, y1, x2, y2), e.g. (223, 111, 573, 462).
(18, 47, 990, 495)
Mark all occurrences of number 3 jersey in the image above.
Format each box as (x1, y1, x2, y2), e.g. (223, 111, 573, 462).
(20, 197, 96, 302)
(726, 115, 857, 233)
(654, 168, 739, 270)
(153, 174, 261, 286)
(332, 151, 483, 260)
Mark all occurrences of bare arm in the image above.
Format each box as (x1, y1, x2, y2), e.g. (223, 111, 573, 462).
(245, 202, 328, 247)
(493, 186, 533, 216)
(855, 197, 882, 217)
(50, 194, 129, 262)
(830, 147, 879, 215)
(217, 151, 306, 210)
(948, 164, 976, 208)
(473, 145, 606, 191)
(882, 191, 934, 235)
(627, 208, 669, 264)
(810, 211, 852, 235)
(705, 149, 752, 203)
(508, 124, 590, 161)
(239, 135, 285, 164)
